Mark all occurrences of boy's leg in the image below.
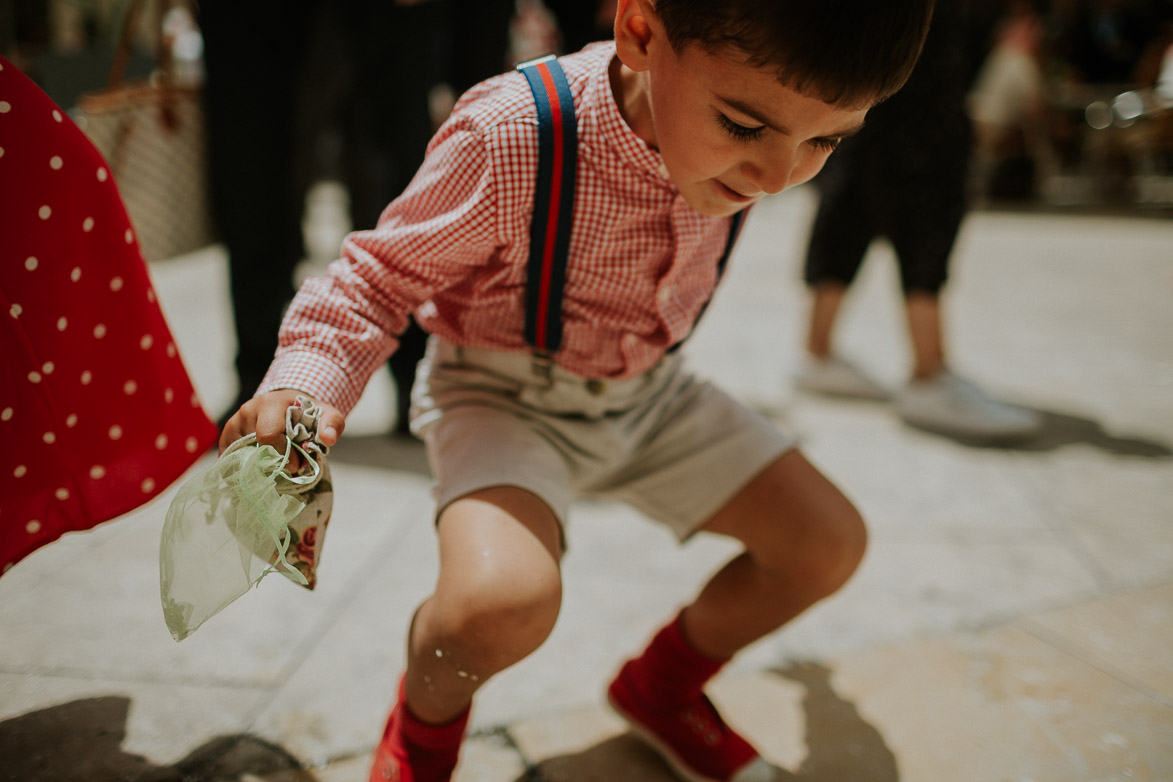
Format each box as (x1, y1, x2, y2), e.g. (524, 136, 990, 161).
(610, 449, 864, 782)
(681, 449, 865, 658)
(370, 486, 563, 782)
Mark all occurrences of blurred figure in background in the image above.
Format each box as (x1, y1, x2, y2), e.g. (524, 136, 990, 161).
(793, 0, 1042, 441)
(967, 0, 1051, 202)
(201, 0, 514, 434)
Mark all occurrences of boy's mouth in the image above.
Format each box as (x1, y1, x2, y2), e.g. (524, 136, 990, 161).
(716, 180, 756, 204)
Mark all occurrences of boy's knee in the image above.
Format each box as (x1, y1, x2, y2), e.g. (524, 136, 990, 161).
(759, 495, 867, 599)
(428, 559, 562, 670)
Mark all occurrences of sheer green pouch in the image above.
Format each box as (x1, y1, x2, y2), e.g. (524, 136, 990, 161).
(159, 396, 333, 641)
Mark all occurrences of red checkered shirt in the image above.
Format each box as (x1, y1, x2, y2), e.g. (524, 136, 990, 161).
(260, 43, 736, 415)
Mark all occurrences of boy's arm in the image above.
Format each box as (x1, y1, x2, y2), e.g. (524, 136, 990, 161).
(222, 118, 501, 450)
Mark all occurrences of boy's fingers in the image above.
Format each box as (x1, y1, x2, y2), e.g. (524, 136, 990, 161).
(318, 405, 346, 446)
(254, 397, 292, 451)
(218, 407, 255, 455)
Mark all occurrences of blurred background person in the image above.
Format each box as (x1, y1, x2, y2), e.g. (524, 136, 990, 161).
(201, 0, 517, 435)
(792, 0, 1043, 441)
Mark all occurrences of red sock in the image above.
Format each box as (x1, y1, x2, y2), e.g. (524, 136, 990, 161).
(624, 611, 727, 706)
(368, 675, 469, 782)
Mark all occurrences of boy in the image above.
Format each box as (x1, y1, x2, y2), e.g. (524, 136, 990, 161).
(221, 1, 934, 780)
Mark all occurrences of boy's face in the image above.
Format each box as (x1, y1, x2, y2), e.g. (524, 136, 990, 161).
(614, 6, 871, 217)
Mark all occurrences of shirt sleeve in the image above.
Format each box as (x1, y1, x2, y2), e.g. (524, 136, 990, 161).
(258, 117, 500, 415)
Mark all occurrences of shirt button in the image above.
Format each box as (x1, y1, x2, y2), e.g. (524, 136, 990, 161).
(586, 379, 606, 396)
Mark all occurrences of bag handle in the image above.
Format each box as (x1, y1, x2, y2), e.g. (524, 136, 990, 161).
(106, 0, 174, 90)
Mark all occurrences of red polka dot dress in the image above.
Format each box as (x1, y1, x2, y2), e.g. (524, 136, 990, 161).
(0, 56, 218, 575)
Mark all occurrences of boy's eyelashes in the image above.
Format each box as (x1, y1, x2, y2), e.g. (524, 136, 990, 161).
(717, 112, 843, 153)
(717, 113, 766, 143)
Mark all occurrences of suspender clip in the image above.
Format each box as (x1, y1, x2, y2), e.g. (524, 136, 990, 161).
(530, 350, 555, 384)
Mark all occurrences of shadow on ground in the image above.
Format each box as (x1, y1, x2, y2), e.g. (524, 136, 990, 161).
(0, 696, 317, 782)
(523, 661, 898, 782)
(914, 406, 1173, 457)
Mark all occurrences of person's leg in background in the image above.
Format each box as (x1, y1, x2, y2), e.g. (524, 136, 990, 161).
(340, 0, 451, 435)
(796, 143, 890, 401)
(200, 2, 318, 423)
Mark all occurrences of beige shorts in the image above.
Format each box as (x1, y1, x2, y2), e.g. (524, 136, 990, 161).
(409, 338, 796, 540)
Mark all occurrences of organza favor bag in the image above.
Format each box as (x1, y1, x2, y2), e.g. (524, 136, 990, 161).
(160, 396, 333, 640)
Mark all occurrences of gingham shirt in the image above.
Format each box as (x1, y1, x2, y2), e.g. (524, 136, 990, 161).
(260, 42, 736, 415)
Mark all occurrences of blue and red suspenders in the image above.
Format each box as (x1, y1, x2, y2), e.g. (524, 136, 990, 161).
(516, 55, 746, 367)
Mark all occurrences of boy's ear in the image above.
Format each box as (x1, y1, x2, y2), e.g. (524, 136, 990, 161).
(613, 0, 655, 71)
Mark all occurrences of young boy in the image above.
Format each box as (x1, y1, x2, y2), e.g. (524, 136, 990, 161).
(220, 1, 934, 780)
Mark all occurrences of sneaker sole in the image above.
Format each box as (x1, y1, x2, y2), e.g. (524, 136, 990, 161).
(607, 690, 730, 782)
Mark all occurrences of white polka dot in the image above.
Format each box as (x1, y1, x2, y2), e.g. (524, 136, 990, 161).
(147, 289, 156, 303)
(80, 370, 93, 385)
(50, 155, 63, 170)
(0, 147, 5, 158)
(90, 465, 106, 479)
(14, 465, 27, 478)
(57, 317, 68, 331)
(190, 393, 200, 407)
(41, 361, 54, 375)
(9, 304, 21, 319)
(25, 256, 37, 271)
(108, 425, 123, 440)
(55, 488, 70, 501)
(65, 414, 78, 428)
(93, 324, 106, 339)
(38, 205, 51, 220)
(83, 217, 94, 232)
(164, 388, 175, 403)
(0, 101, 10, 113)
(1, 407, 12, 422)
(2, 563, 11, 574)
(155, 434, 169, 450)
(109, 277, 123, 292)
(43, 431, 56, 444)
(70, 267, 82, 282)
(166, 343, 177, 358)
(123, 380, 137, 395)
(141, 478, 156, 494)
(140, 334, 153, 350)
(97, 167, 108, 182)
(124, 229, 133, 243)
(52, 109, 62, 122)
(26, 520, 41, 534)
(185, 437, 199, 453)
(27, 371, 41, 384)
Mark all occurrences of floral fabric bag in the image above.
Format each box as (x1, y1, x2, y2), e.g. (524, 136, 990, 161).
(159, 396, 333, 641)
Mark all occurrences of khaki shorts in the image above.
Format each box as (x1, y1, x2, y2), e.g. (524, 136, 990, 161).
(409, 338, 796, 540)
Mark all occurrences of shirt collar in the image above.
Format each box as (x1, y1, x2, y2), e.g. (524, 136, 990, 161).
(585, 42, 672, 184)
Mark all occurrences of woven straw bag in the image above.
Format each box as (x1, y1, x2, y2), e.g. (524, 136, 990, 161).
(78, 0, 214, 261)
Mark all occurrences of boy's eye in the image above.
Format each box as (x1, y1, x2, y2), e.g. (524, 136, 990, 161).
(717, 113, 766, 143)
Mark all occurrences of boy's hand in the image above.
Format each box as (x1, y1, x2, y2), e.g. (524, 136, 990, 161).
(218, 390, 345, 466)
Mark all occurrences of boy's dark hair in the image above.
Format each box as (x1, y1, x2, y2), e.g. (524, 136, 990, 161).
(654, 0, 936, 107)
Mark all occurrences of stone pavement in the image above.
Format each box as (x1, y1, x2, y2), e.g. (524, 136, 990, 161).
(1, 186, 1171, 782)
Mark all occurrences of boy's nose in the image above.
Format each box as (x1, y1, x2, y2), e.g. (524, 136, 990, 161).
(742, 150, 795, 196)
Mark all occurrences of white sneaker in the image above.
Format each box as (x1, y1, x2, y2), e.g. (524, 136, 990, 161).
(896, 370, 1041, 440)
(795, 355, 889, 400)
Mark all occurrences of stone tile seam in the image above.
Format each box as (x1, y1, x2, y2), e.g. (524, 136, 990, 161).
(0, 663, 274, 690)
(1008, 450, 1119, 594)
(1017, 617, 1173, 710)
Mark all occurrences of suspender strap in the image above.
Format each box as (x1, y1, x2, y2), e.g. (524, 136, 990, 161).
(668, 207, 748, 352)
(518, 55, 578, 355)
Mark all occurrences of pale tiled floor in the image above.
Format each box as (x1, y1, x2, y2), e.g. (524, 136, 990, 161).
(1, 186, 1170, 781)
